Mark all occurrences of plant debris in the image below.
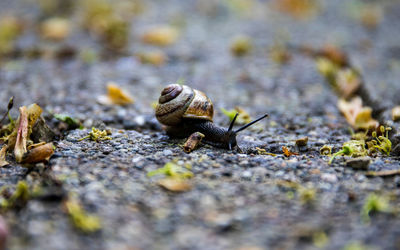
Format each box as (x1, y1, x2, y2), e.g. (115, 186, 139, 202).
(319, 145, 332, 156)
(337, 97, 378, 131)
(82, 0, 130, 50)
(255, 147, 277, 156)
(54, 114, 83, 130)
(282, 146, 299, 157)
(0, 145, 9, 167)
(141, 25, 179, 46)
(147, 161, 193, 179)
(97, 83, 134, 106)
(40, 17, 71, 41)
(78, 127, 112, 142)
(269, 43, 291, 64)
(0, 181, 30, 211)
(21, 142, 54, 164)
(183, 132, 205, 153)
(329, 140, 367, 164)
(272, 0, 320, 19)
(392, 106, 400, 121)
(221, 107, 251, 125)
(136, 50, 167, 66)
(299, 187, 316, 204)
(361, 193, 390, 223)
(65, 197, 101, 233)
(230, 35, 252, 57)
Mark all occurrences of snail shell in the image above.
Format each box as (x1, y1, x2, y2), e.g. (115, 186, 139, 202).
(155, 84, 214, 126)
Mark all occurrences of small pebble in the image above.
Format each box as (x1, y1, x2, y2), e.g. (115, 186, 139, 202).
(346, 157, 371, 170)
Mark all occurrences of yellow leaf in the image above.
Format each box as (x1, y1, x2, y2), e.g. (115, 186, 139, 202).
(98, 83, 134, 106)
(337, 97, 378, 130)
(141, 26, 179, 46)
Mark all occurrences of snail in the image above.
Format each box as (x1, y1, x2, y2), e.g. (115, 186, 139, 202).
(155, 84, 268, 150)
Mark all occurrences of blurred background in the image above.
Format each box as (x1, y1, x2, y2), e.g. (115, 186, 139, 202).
(0, 0, 399, 122)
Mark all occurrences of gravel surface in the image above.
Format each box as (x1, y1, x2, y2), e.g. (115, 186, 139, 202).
(1, 0, 400, 249)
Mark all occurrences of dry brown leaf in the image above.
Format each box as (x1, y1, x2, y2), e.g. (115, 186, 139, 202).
(14, 106, 28, 163)
(0, 145, 9, 167)
(157, 178, 192, 192)
(272, 0, 319, 19)
(282, 146, 299, 157)
(22, 143, 54, 164)
(98, 83, 134, 106)
(141, 26, 179, 46)
(337, 97, 378, 130)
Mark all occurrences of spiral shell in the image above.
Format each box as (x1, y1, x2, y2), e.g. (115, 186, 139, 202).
(155, 84, 214, 126)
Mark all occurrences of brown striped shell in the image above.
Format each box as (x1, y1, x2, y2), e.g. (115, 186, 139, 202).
(155, 84, 214, 126)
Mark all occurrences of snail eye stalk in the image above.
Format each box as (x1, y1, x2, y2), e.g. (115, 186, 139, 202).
(227, 113, 239, 132)
(234, 113, 269, 133)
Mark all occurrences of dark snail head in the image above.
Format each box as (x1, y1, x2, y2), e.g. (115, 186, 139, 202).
(223, 112, 269, 150)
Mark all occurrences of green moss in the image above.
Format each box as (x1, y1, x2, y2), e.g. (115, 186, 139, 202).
(329, 140, 367, 164)
(65, 198, 101, 233)
(361, 193, 389, 223)
(78, 127, 112, 142)
(54, 114, 83, 129)
(1, 181, 30, 210)
(299, 187, 316, 204)
(371, 126, 392, 156)
(147, 161, 193, 179)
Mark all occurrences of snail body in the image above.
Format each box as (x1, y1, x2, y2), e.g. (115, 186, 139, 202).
(155, 84, 268, 150)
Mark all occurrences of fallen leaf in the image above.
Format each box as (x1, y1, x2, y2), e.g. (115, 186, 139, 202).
(141, 26, 179, 46)
(220, 106, 251, 125)
(335, 69, 360, 99)
(157, 178, 192, 192)
(97, 83, 134, 106)
(136, 50, 167, 66)
(14, 106, 28, 163)
(65, 198, 101, 233)
(0, 145, 9, 167)
(22, 143, 54, 164)
(40, 17, 70, 41)
(337, 97, 378, 130)
(282, 146, 299, 157)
